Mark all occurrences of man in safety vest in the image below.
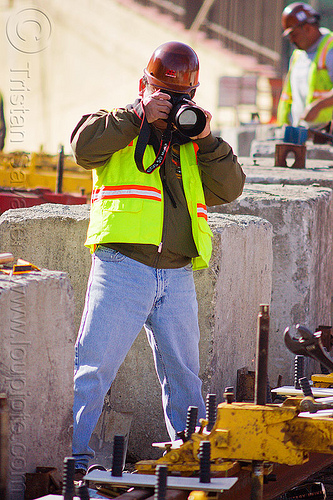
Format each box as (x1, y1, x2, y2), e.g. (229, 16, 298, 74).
(70, 41, 245, 480)
(277, 2, 333, 127)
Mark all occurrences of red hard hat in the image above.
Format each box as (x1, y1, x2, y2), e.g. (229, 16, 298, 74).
(282, 2, 320, 36)
(144, 41, 200, 93)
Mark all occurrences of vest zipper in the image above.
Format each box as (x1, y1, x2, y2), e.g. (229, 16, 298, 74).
(153, 240, 163, 267)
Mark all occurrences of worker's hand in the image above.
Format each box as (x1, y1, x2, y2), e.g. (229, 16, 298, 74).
(302, 92, 333, 123)
(190, 108, 212, 140)
(301, 100, 323, 123)
(142, 90, 172, 124)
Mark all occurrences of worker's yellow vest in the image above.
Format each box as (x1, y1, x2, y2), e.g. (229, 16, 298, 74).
(85, 137, 213, 270)
(277, 32, 333, 125)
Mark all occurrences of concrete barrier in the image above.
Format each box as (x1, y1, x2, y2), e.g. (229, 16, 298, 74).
(0, 204, 91, 331)
(221, 124, 279, 157)
(250, 138, 333, 160)
(0, 205, 273, 461)
(241, 156, 333, 188)
(210, 184, 333, 387)
(197, 214, 273, 401)
(0, 270, 74, 500)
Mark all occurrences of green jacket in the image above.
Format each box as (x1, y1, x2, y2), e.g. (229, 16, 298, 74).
(277, 32, 333, 125)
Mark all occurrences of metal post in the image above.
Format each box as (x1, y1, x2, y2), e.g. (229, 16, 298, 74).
(251, 460, 264, 500)
(185, 406, 198, 441)
(199, 441, 211, 483)
(56, 144, 64, 194)
(254, 305, 270, 406)
(62, 457, 75, 500)
(294, 355, 305, 389)
(205, 394, 217, 432)
(154, 465, 168, 500)
(252, 305, 270, 500)
(112, 435, 125, 477)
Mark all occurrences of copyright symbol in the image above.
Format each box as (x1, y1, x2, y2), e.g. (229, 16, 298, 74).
(6, 8, 52, 54)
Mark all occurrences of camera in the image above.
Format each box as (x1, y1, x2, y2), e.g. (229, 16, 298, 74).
(166, 92, 207, 137)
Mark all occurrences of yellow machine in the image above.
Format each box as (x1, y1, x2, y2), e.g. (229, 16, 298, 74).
(0, 150, 92, 196)
(312, 373, 333, 387)
(136, 396, 333, 475)
(134, 312, 333, 499)
(85, 308, 333, 500)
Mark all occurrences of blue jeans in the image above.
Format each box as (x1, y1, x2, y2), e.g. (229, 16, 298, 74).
(72, 246, 206, 469)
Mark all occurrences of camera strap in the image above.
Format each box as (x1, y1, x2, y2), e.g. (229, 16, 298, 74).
(134, 116, 172, 174)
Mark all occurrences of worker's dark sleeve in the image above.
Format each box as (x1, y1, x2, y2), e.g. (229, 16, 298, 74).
(70, 102, 143, 170)
(195, 133, 246, 206)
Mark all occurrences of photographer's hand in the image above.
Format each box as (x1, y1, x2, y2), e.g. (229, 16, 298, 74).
(143, 90, 172, 124)
(190, 108, 212, 140)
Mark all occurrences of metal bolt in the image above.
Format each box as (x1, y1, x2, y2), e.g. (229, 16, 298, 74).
(224, 387, 234, 404)
(111, 435, 125, 477)
(199, 441, 211, 483)
(62, 457, 75, 500)
(154, 465, 168, 500)
(205, 394, 217, 432)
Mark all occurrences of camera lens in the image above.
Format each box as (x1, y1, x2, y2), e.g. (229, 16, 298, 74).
(177, 108, 198, 127)
(174, 105, 206, 137)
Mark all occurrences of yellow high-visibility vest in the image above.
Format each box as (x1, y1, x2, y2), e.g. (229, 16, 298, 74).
(85, 137, 213, 270)
(277, 33, 333, 125)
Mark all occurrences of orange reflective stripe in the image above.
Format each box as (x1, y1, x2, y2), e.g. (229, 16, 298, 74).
(280, 91, 291, 101)
(91, 185, 162, 203)
(193, 142, 199, 160)
(318, 36, 333, 70)
(313, 89, 331, 97)
(197, 203, 207, 220)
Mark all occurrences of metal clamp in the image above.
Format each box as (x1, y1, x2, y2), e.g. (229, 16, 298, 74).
(284, 325, 333, 372)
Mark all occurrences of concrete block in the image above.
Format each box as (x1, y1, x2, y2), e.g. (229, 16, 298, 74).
(0, 205, 273, 462)
(197, 214, 273, 402)
(250, 139, 333, 160)
(221, 126, 256, 157)
(105, 213, 273, 460)
(221, 124, 277, 157)
(241, 156, 333, 188)
(0, 270, 75, 500)
(210, 184, 333, 386)
(0, 203, 91, 333)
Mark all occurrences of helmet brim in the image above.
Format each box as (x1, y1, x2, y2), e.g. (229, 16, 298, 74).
(143, 68, 199, 94)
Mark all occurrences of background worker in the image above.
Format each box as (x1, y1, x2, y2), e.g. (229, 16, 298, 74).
(70, 41, 245, 479)
(277, 2, 333, 127)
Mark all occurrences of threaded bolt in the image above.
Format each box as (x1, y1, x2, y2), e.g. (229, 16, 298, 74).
(294, 355, 305, 390)
(199, 441, 211, 483)
(205, 394, 217, 432)
(299, 377, 313, 398)
(111, 435, 125, 477)
(62, 457, 75, 500)
(154, 465, 168, 500)
(185, 406, 198, 441)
